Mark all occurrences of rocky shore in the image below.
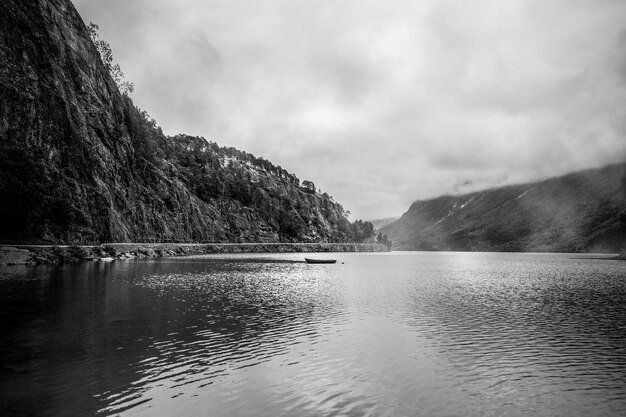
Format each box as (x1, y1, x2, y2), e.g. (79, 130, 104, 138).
(0, 242, 389, 265)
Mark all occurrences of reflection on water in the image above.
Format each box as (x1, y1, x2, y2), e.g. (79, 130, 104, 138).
(1, 252, 625, 416)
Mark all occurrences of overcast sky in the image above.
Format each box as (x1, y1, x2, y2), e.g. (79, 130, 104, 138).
(73, 0, 626, 220)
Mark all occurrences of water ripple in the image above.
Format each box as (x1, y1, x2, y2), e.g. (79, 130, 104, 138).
(1, 253, 625, 416)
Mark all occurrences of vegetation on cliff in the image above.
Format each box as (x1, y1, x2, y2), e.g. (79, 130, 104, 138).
(382, 163, 626, 252)
(119, 100, 377, 243)
(0, 0, 375, 245)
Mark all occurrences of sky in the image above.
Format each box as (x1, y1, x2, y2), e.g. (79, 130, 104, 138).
(73, 0, 626, 220)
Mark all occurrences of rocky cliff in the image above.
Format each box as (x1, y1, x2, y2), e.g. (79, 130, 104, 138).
(0, 0, 369, 244)
(382, 163, 626, 252)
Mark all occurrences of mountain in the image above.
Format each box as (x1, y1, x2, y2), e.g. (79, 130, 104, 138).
(381, 163, 626, 252)
(369, 217, 399, 230)
(0, 0, 373, 245)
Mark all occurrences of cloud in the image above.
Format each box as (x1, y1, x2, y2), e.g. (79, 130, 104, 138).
(74, 0, 626, 219)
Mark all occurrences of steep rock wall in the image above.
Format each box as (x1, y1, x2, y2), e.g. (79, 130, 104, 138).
(0, 0, 358, 244)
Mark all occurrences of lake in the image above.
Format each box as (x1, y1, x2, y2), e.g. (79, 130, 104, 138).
(1, 252, 625, 416)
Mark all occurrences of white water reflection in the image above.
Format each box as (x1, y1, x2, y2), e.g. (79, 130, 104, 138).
(1, 252, 625, 416)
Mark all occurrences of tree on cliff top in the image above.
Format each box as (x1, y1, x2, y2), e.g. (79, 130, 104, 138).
(88, 23, 134, 95)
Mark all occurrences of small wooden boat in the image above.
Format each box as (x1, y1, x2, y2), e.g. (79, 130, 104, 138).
(304, 258, 337, 264)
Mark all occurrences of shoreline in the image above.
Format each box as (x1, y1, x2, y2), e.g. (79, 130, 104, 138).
(0, 242, 390, 265)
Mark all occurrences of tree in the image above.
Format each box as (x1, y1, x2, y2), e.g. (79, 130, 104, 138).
(88, 23, 134, 95)
(302, 180, 316, 194)
(377, 232, 392, 250)
(351, 220, 375, 242)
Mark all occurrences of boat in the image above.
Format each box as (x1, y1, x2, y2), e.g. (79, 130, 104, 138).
(304, 258, 337, 264)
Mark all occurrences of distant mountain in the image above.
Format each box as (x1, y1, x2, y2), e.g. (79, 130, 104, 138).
(381, 163, 626, 252)
(0, 0, 374, 244)
(369, 217, 399, 230)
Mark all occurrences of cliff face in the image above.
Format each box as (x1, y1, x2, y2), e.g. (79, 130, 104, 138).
(0, 0, 360, 244)
(382, 163, 626, 252)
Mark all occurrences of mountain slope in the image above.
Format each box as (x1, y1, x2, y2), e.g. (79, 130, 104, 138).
(0, 0, 369, 244)
(369, 217, 399, 230)
(381, 163, 626, 252)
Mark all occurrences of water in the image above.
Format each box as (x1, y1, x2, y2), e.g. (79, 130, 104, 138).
(1, 252, 625, 416)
